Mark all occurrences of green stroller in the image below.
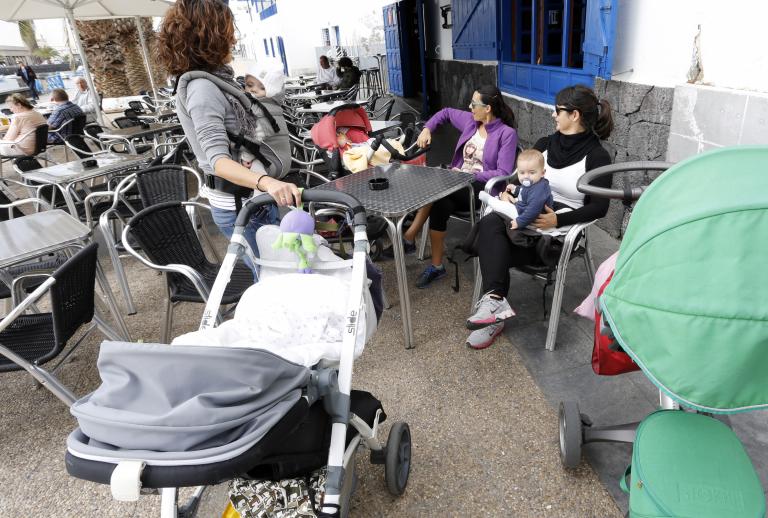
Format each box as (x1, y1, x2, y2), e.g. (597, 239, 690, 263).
(561, 147, 768, 517)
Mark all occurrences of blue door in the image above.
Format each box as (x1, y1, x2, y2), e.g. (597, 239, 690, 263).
(383, 1, 416, 97)
(277, 36, 288, 75)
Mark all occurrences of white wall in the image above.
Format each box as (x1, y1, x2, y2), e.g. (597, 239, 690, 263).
(233, 0, 391, 75)
(612, 0, 768, 93)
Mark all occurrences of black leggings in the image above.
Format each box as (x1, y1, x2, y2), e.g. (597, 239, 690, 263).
(477, 213, 539, 297)
(428, 180, 485, 232)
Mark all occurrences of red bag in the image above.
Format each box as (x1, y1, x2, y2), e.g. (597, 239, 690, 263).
(591, 271, 640, 375)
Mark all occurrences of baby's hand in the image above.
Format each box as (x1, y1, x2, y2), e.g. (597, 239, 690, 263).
(510, 220, 519, 230)
(499, 191, 516, 203)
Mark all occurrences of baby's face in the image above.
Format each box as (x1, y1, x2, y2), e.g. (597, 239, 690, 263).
(245, 75, 266, 97)
(517, 158, 545, 186)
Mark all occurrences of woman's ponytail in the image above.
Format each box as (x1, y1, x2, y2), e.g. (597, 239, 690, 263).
(594, 98, 614, 140)
(477, 84, 517, 129)
(555, 85, 614, 140)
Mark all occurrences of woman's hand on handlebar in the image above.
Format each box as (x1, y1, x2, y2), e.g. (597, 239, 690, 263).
(416, 128, 432, 148)
(533, 206, 558, 230)
(262, 176, 301, 207)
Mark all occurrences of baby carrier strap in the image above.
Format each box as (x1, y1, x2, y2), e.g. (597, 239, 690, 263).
(176, 71, 291, 211)
(176, 70, 279, 133)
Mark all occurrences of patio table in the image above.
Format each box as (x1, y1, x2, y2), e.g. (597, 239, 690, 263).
(285, 82, 326, 92)
(313, 163, 474, 349)
(98, 122, 181, 154)
(20, 153, 147, 314)
(138, 109, 177, 122)
(20, 153, 146, 215)
(286, 89, 343, 101)
(296, 101, 348, 114)
(0, 209, 131, 341)
(369, 120, 402, 137)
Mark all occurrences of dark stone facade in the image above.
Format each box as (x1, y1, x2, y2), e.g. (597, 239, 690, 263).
(426, 59, 498, 112)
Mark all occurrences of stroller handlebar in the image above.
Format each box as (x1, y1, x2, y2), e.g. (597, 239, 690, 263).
(373, 134, 430, 161)
(577, 161, 675, 202)
(236, 191, 367, 227)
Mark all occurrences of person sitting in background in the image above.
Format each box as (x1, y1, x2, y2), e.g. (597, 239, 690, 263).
(47, 88, 84, 144)
(244, 64, 287, 104)
(316, 55, 339, 88)
(71, 77, 97, 123)
(336, 57, 361, 90)
(0, 93, 46, 156)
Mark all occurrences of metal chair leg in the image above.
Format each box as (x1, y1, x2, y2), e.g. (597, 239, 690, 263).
(471, 260, 483, 309)
(583, 229, 596, 285)
(99, 213, 137, 314)
(544, 228, 581, 352)
(161, 283, 173, 344)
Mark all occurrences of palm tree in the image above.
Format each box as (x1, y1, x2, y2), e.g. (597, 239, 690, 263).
(17, 20, 40, 63)
(75, 19, 130, 97)
(32, 46, 60, 63)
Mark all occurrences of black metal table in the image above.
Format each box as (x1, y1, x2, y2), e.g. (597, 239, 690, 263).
(314, 163, 475, 349)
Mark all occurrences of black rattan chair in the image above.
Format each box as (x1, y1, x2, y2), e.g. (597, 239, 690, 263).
(0, 243, 125, 405)
(122, 201, 253, 343)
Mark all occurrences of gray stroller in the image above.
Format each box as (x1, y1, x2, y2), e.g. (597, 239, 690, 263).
(65, 191, 411, 517)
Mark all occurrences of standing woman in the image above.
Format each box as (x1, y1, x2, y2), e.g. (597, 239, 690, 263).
(157, 0, 299, 272)
(465, 84, 614, 350)
(408, 85, 518, 289)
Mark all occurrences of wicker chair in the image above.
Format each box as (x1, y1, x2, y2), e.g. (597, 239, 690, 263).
(0, 243, 126, 405)
(122, 201, 253, 343)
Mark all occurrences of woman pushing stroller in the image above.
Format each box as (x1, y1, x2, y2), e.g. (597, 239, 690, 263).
(465, 84, 615, 350)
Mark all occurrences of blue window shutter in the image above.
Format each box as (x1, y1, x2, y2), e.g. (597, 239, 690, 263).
(452, 0, 499, 61)
(582, 0, 617, 79)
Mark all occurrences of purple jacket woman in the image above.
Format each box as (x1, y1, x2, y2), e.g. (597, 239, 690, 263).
(402, 85, 518, 290)
(425, 107, 518, 187)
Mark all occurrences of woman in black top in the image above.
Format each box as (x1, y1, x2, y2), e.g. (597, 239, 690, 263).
(465, 85, 614, 350)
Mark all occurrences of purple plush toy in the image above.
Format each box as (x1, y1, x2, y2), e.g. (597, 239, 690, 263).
(272, 208, 318, 273)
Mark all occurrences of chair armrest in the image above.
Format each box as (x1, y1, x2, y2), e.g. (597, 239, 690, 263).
(10, 272, 52, 308)
(120, 207, 213, 302)
(484, 172, 518, 194)
(0, 277, 56, 336)
(291, 156, 324, 167)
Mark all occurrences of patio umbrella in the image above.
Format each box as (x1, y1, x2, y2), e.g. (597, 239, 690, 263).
(1, 0, 175, 127)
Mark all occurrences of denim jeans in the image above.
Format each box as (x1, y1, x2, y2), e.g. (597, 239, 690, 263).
(210, 204, 278, 277)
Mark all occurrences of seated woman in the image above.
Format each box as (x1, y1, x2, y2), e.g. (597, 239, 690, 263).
(0, 93, 46, 157)
(408, 85, 518, 289)
(336, 57, 361, 90)
(465, 84, 614, 350)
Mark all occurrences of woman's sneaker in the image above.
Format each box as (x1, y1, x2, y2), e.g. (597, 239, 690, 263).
(415, 264, 447, 288)
(466, 292, 515, 330)
(466, 322, 504, 350)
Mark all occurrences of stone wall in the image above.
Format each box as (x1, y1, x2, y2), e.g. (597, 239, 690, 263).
(594, 78, 675, 236)
(427, 59, 498, 112)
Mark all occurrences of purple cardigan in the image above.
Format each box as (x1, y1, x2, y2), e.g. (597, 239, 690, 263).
(424, 108, 518, 187)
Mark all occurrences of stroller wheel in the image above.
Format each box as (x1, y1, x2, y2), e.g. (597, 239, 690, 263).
(559, 401, 583, 469)
(385, 422, 412, 496)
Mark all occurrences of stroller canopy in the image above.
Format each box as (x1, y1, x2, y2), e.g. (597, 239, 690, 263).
(600, 147, 768, 413)
(311, 104, 372, 151)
